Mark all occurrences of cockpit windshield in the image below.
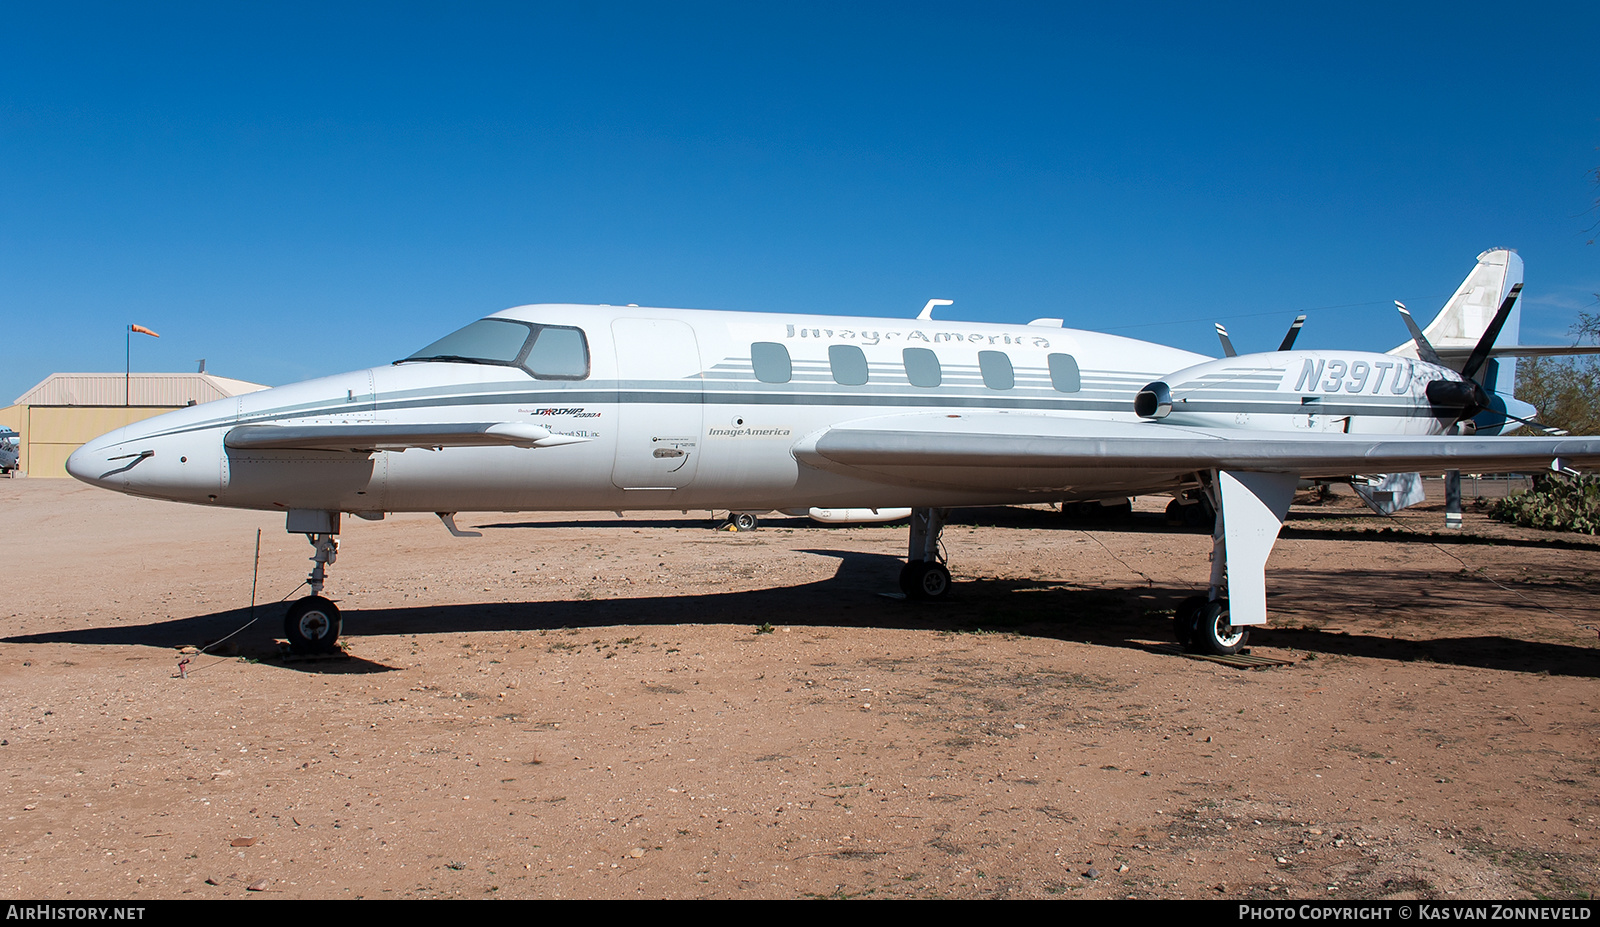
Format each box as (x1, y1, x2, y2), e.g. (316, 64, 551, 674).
(403, 319, 536, 366)
(399, 319, 589, 379)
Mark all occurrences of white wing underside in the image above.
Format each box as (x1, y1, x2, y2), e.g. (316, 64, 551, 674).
(793, 412, 1600, 492)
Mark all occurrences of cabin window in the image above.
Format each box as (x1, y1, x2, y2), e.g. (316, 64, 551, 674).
(751, 342, 792, 384)
(978, 350, 1014, 390)
(1047, 353, 1081, 392)
(903, 347, 941, 387)
(828, 344, 869, 386)
(522, 325, 590, 380)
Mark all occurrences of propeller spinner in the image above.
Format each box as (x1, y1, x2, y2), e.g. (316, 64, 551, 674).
(1401, 283, 1523, 425)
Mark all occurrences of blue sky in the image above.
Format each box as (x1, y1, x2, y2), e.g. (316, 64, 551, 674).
(3, 2, 1597, 402)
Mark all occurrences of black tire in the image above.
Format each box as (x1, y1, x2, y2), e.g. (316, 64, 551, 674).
(906, 561, 952, 601)
(1165, 499, 1186, 526)
(285, 596, 342, 654)
(897, 561, 918, 596)
(1059, 501, 1092, 522)
(1192, 600, 1248, 656)
(1174, 595, 1208, 646)
(1184, 497, 1217, 529)
(731, 512, 758, 531)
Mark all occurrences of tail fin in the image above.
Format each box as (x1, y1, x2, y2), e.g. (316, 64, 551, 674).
(1389, 248, 1523, 397)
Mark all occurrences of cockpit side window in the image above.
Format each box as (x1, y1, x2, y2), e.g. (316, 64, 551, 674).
(522, 325, 590, 380)
(399, 318, 590, 380)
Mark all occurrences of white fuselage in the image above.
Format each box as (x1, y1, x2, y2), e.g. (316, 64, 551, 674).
(64, 304, 1463, 514)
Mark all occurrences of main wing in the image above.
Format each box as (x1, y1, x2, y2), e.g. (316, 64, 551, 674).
(791, 412, 1600, 491)
(794, 411, 1600, 630)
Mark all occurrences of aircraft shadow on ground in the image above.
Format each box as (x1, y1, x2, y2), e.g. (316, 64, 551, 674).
(1058, 511, 1600, 553)
(7, 550, 1596, 677)
(1278, 524, 1600, 552)
(471, 507, 1600, 557)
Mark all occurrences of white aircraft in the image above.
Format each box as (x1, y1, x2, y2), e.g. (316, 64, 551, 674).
(0, 427, 18, 475)
(65, 249, 1600, 656)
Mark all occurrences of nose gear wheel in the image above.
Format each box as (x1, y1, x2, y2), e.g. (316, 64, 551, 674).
(284, 595, 342, 653)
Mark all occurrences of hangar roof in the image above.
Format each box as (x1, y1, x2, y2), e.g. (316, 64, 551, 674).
(14, 372, 269, 407)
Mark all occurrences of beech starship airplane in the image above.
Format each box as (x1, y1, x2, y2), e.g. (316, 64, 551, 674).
(65, 249, 1600, 656)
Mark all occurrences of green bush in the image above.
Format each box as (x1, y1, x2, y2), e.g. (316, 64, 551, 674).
(1488, 474, 1600, 534)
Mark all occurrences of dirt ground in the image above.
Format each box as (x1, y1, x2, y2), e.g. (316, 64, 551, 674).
(1, 478, 1597, 900)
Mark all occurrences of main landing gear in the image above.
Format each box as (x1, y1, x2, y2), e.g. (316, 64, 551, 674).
(898, 507, 952, 600)
(1171, 476, 1250, 656)
(1169, 469, 1299, 657)
(891, 471, 1292, 658)
(1173, 595, 1248, 656)
(1164, 492, 1216, 529)
(283, 511, 345, 654)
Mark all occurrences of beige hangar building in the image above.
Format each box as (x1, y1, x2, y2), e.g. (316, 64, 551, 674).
(0, 372, 267, 478)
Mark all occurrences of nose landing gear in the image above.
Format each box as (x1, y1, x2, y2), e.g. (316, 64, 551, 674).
(284, 513, 345, 654)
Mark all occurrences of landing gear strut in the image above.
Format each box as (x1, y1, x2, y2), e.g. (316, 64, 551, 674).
(284, 512, 344, 653)
(1169, 471, 1287, 657)
(899, 507, 952, 600)
(1172, 477, 1248, 655)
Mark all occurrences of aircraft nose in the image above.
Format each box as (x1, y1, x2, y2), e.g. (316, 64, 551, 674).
(64, 444, 92, 483)
(65, 430, 125, 488)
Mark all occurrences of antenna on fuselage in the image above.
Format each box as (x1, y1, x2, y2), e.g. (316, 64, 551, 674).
(918, 299, 953, 321)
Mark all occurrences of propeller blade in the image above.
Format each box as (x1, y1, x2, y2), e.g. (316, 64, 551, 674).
(1215, 323, 1237, 357)
(1458, 283, 1523, 381)
(1396, 301, 1444, 366)
(1277, 315, 1307, 351)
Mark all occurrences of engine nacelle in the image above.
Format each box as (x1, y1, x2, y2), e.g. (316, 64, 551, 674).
(1135, 350, 1467, 436)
